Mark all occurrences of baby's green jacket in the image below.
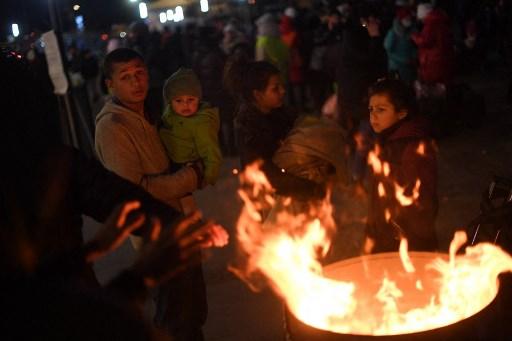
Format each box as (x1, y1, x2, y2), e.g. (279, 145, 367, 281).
(159, 103, 222, 185)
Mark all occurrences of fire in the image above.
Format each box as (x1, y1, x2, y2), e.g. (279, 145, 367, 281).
(383, 162, 391, 177)
(417, 142, 426, 156)
(384, 209, 391, 223)
(399, 238, 415, 273)
(394, 179, 421, 206)
(232, 162, 512, 336)
(378, 182, 386, 197)
(368, 146, 382, 174)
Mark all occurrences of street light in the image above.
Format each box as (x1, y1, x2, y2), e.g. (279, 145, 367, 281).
(139, 2, 148, 19)
(12, 23, 20, 38)
(200, 0, 209, 13)
(175, 6, 184, 22)
(73, 4, 80, 11)
(166, 9, 174, 21)
(159, 12, 167, 23)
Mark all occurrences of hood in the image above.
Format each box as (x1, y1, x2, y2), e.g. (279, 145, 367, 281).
(273, 115, 349, 183)
(423, 9, 450, 26)
(96, 99, 147, 128)
(256, 13, 280, 37)
(382, 115, 431, 142)
(392, 18, 413, 36)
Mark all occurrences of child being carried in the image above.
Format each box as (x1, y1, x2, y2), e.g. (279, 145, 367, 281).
(159, 68, 222, 187)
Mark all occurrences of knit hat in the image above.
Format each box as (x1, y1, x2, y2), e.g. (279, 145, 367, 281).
(284, 7, 297, 18)
(163, 68, 202, 103)
(417, 3, 433, 21)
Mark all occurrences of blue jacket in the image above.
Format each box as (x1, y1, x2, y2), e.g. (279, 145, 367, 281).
(384, 19, 417, 83)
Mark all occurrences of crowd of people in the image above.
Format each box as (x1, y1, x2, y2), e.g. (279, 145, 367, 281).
(3, 0, 512, 340)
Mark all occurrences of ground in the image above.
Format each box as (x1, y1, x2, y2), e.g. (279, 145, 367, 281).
(84, 68, 512, 340)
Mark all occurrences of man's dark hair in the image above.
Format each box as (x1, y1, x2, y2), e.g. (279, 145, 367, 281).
(103, 48, 145, 80)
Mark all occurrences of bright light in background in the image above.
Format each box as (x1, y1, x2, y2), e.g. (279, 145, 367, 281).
(75, 15, 84, 31)
(175, 6, 184, 22)
(73, 4, 80, 11)
(159, 12, 167, 23)
(130, 0, 138, 2)
(139, 2, 148, 19)
(120, 31, 127, 38)
(166, 9, 174, 21)
(200, 0, 209, 12)
(12, 24, 20, 38)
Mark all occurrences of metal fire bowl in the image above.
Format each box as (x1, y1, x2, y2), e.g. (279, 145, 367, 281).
(285, 252, 501, 341)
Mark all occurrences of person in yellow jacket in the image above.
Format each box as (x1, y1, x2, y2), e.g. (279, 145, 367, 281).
(159, 68, 222, 186)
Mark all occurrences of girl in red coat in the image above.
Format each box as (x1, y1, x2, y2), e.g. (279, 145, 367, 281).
(364, 78, 438, 254)
(411, 3, 454, 85)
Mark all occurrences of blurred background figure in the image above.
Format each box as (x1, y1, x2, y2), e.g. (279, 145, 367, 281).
(384, 7, 417, 84)
(255, 13, 289, 84)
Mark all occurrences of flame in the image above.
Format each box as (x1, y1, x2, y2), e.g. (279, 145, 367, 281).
(394, 179, 421, 206)
(383, 162, 391, 177)
(399, 238, 415, 273)
(416, 142, 426, 156)
(378, 182, 386, 197)
(232, 162, 512, 336)
(449, 230, 468, 266)
(384, 209, 391, 223)
(368, 146, 382, 174)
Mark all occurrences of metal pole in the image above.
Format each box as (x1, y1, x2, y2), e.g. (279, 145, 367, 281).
(47, 0, 93, 152)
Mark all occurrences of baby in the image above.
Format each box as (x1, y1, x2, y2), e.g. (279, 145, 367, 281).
(159, 68, 222, 186)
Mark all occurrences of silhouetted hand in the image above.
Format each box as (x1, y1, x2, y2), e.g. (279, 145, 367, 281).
(85, 201, 146, 263)
(131, 211, 228, 288)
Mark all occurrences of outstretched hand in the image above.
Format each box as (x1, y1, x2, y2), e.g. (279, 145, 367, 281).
(132, 211, 229, 288)
(85, 201, 146, 263)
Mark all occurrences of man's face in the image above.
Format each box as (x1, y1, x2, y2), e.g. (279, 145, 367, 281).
(106, 59, 149, 106)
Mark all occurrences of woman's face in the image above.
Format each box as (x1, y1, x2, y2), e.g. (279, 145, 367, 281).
(253, 75, 285, 113)
(369, 93, 407, 133)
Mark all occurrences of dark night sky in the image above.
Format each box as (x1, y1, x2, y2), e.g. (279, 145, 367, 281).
(1, 0, 141, 39)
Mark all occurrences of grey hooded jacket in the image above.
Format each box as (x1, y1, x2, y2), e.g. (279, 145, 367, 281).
(95, 99, 197, 211)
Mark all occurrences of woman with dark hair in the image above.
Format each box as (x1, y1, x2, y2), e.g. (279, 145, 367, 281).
(224, 55, 326, 201)
(364, 78, 438, 254)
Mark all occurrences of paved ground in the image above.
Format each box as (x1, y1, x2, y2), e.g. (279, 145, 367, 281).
(84, 68, 512, 340)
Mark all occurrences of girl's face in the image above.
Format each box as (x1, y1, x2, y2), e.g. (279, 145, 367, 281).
(369, 93, 407, 133)
(253, 75, 285, 113)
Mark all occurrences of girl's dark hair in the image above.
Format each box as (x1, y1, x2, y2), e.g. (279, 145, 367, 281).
(368, 78, 418, 116)
(223, 52, 280, 104)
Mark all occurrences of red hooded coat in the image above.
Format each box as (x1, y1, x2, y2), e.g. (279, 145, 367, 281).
(366, 115, 438, 253)
(411, 9, 454, 85)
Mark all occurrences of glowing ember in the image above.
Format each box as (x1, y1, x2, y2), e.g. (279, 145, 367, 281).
(232, 162, 512, 336)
